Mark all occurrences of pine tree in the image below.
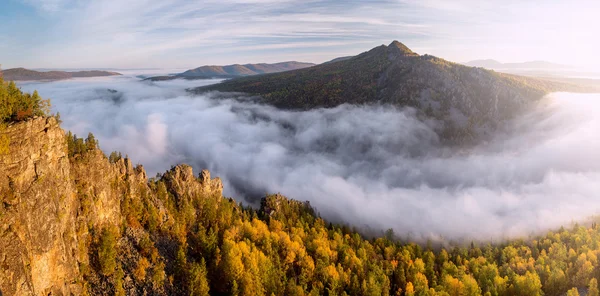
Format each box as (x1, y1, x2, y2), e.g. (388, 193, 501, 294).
(589, 278, 599, 296)
(85, 132, 97, 151)
(98, 227, 118, 276)
(189, 259, 210, 296)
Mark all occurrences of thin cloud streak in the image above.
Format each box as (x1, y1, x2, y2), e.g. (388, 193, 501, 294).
(5, 0, 600, 69)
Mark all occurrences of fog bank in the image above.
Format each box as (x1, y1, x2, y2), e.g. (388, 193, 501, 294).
(20, 75, 600, 240)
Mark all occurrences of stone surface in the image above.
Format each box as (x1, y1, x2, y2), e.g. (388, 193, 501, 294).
(0, 117, 78, 296)
(0, 117, 225, 295)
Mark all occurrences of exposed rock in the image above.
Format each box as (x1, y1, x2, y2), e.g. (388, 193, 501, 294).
(0, 117, 79, 295)
(163, 165, 223, 200)
(199, 169, 223, 195)
(0, 117, 227, 295)
(260, 193, 313, 218)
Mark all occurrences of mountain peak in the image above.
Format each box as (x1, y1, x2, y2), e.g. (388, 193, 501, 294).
(388, 40, 416, 56)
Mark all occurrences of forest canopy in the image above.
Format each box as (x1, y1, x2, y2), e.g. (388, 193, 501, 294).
(0, 72, 51, 123)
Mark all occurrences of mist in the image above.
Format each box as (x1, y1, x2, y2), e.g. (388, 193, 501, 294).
(19, 75, 600, 241)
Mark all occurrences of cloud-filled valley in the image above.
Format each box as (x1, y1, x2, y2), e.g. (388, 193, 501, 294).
(20, 75, 600, 241)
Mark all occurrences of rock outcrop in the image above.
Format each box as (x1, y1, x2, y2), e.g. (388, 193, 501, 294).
(162, 165, 222, 200)
(0, 117, 224, 295)
(0, 117, 79, 296)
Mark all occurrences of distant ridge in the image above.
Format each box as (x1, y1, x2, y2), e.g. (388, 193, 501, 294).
(195, 40, 599, 142)
(1, 68, 121, 81)
(465, 59, 571, 70)
(146, 61, 315, 81)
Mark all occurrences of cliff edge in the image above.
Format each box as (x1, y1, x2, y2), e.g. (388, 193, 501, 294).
(0, 117, 223, 295)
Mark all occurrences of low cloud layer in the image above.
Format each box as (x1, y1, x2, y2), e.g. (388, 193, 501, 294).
(20, 75, 600, 241)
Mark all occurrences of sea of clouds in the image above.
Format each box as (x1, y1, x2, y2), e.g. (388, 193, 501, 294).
(19, 73, 600, 241)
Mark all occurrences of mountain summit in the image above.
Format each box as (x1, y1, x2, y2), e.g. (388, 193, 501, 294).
(194, 41, 595, 142)
(388, 40, 418, 57)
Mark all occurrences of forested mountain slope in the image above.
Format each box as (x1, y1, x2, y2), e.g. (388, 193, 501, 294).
(195, 41, 598, 142)
(2, 75, 600, 296)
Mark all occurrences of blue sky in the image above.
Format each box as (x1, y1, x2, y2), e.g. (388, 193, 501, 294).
(1, 0, 599, 69)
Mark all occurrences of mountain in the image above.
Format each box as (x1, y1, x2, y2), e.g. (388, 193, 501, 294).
(3, 85, 600, 295)
(193, 41, 596, 142)
(1, 68, 121, 81)
(465, 59, 571, 70)
(146, 61, 315, 81)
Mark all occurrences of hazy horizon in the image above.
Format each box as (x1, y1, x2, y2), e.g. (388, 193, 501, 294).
(2, 0, 600, 70)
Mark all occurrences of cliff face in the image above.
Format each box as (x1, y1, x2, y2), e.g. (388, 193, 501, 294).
(0, 117, 79, 296)
(0, 117, 223, 296)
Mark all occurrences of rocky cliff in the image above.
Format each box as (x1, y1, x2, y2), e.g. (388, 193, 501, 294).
(0, 117, 79, 295)
(0, 117, 223, 295)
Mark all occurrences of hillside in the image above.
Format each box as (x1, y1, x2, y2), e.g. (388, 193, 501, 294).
(323, 56, 354, 64)
(146, 61, 315, 81)
(1, 68, 121, 81)
(194, 41, 597, 142)
(2, 82, 600, 295)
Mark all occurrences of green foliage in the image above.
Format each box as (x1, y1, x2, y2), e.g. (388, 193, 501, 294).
(590, 278, 599, 296)
(67, 131, 98, 158)
(189, 259, 210, 296)
(114, 265, 126, 296)
(0, 76, 50, 123)
(85, 132, 97, 151)
(97, 227, 118, 276)
(109, 151, 122, 163)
